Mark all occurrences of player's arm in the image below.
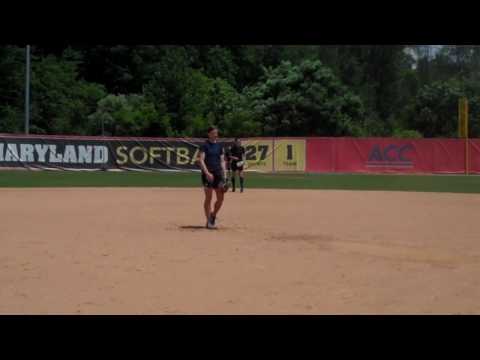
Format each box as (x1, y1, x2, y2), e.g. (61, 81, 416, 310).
(228, 147, 238, 161)
(221, 151, 227, 179)
(197, 149, 213, 181)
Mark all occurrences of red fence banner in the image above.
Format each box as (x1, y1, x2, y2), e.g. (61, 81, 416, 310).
(306, 138, 335, 173)
(1, 133, 478, 174)
(307, 138, 478, 174)
(470, 139, 480, 174)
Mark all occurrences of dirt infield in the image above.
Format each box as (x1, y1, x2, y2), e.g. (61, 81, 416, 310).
(1, 187, 480, 314)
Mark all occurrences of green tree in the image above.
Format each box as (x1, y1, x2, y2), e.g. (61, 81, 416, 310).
(30, 53, 106, 135)
(0, 46, 25, 133)
(75, 45, 137, 94)
(143, 47, 194, 133)
(223, 94, 261, 137)
(203, 46, 238, 87)
(406, 80, 477, 138)
(247, 60, 366, 136)
(0, 105, 22, 133)
(178, 69, 255, 137)
(392, 128, 423, 139)
(178, 69, 215, 137)
(209, 77, 260, 137)
(88, 94, 172, 136)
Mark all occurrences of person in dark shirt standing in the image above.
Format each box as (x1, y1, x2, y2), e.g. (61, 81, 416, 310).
(197, 126, 228, 229)
(228, 138, 246, 192)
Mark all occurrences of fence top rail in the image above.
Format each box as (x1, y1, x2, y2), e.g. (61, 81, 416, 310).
(0, 133, 477, 142)
(0, 133, 209, 142)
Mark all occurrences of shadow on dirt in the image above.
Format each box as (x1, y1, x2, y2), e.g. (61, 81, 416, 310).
(179, 225, 225, 231)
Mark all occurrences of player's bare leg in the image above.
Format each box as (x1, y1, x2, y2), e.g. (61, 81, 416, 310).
(239, 169, 245, 192)
(228, 165, 234, 192)
(212, 188, 224, 218)
(231, 169, 236, 192)
(204, 188, 213, 225)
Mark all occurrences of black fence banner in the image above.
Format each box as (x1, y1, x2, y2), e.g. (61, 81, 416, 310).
(0, 134, 233, 171)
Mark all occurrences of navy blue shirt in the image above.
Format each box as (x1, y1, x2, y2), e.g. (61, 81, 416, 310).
(228, 145, 245, 161)
(200, 140, 225, 173)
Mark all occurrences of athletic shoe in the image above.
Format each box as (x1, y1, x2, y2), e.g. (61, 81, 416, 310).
(240, 188, 244, 193)
(206, 218, 215, 229)
(205, 214, 216, 229)
(206, 214, 214, 229)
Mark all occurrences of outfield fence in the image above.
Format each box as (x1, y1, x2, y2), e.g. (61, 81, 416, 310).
(1, 133, 478, 174)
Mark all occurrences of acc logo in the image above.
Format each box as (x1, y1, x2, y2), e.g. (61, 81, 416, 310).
(367, 144, 414, 167)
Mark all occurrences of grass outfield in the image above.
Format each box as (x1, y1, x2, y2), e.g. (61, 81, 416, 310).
(0, 170, 479, 194)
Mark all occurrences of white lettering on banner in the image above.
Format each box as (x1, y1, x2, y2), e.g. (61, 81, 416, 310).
(20, 144, 35, 162)
(78, 146, 93, 163)
(177, 147, 190, 165)
(130, 146, 148, 165)
(35, 144, 49, 162)
(49, 145, 63, 163)
(190, 148, 199, 165)
(1, 143, 109, 165)
(5, 144, 19, 162)
(116, 146, 128, 165)
(63, 145, 77, 163)
(165, 147, 175, 164)
(94, 146, 108, 164)
(149, 147, 162, 165)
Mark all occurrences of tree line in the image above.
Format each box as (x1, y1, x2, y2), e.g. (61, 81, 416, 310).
(1, 45, 479, 138)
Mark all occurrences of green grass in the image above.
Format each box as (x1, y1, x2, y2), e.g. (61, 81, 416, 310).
(0, 170, 479, 194)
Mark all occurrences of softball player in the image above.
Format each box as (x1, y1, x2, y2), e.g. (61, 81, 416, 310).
(228, 138, 246, 193)
(197, 126, 228, 229)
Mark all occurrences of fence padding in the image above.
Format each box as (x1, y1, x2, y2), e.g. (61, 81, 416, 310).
(306, 138, 477, 174)
(1, 134, 478, 174)
(0, 134, 210, 171)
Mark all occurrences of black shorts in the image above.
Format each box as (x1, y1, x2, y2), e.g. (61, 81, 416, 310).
(201, 171, 225, 189)
(230, 161, 244, 172)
